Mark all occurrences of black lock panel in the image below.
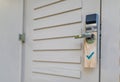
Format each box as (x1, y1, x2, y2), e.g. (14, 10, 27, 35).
(86, 14, 98, 24)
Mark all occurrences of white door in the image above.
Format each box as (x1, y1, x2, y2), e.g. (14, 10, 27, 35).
(23, 0, 100, 82)
(0, 0, 23, 82)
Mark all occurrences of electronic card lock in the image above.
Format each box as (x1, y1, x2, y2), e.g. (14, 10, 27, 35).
(74, 14, 99, 68)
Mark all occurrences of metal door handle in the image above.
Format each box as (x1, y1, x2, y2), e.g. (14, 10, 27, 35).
(74, 33, 95, 44)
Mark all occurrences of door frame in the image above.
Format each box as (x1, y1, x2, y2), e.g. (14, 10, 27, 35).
(99, 0, 102, 82)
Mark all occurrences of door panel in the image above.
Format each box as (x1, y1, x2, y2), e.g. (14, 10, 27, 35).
(24, 0, 100, 82)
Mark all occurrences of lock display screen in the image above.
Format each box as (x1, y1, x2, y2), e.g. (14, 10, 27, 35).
(86, 14, 98, 24)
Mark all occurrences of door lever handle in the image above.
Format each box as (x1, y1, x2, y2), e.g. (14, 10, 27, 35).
(74, 33, 93, 39)
(74, 33, 95, 44)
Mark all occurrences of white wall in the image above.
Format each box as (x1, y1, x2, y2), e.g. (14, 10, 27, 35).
(101, 0, 120, 82)
(0, 0, 23, 82)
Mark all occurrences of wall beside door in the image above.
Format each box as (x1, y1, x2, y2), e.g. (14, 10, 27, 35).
(0, 0, 23, 82)
(101, 0, 120, 82)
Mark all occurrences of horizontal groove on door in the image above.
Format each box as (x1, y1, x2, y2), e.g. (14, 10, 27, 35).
(33, 51, 82, 64)
(32, 62, 81, 79)
(33, 21, 82, 31)
(33, 49, 82, 52)
(33, 35, 77, 41)
(33, 10, 82, 29)
(32, 60, 81, 64)
(33, 23, 82, 40)
(33, 0, 82, 18)
(32, 71, 81, 79)
(34, 0, 65, 10)
(33, 7, 82, 20)
(33, 38, 83, 50)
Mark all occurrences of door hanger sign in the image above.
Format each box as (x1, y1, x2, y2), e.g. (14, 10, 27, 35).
(74, 14, 99, 68)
